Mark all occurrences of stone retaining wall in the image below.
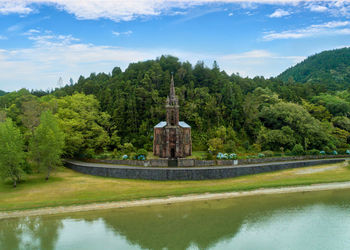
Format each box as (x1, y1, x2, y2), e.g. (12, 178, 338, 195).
(91, 155, 347, 167)
(66, 158, 345, 181)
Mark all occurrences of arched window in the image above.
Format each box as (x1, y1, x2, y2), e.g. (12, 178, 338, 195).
(170, 111, 175, 125)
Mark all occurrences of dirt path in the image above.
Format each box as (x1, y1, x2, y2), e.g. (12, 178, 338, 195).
(1, 181, 350, 220)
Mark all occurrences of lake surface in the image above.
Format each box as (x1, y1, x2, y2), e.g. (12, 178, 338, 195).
(1, 189, 350, 250)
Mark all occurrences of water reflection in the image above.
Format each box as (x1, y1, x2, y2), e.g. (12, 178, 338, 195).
(1, 189, 350, 250)
(0, 217, 62, 250)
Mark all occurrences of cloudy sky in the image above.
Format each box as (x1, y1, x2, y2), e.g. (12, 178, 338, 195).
(0, 0, 350, 91)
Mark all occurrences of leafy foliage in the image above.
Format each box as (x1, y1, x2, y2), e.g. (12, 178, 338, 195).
(0, 119, 26, 187)
(1, 53, 350, 157)
(279, 47, 350, 91)
(29, 111, 65, 180)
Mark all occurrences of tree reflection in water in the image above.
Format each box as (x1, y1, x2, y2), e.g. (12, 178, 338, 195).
(0, 189, 350, 250)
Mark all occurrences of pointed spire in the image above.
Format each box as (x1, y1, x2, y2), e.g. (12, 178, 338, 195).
(170, 73, 175, 99)
(167, 73, 178, 106)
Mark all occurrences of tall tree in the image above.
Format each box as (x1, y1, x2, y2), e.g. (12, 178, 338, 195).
(29, 111, 65, 180)
(0, 119, 25, 187)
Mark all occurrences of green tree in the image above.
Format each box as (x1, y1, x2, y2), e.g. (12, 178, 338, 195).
(208, 138, 224, 154)
(53, 93, 110, 157)
(29, 111, 65, 180)
(0, 119, 25, 187)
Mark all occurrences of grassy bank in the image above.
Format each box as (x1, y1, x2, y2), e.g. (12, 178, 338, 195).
(1, 162, 350, 212)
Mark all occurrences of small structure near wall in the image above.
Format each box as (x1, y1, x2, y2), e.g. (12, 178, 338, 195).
(153, 75, 192, 159)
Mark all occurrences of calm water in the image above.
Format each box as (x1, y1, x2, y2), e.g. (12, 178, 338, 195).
(1, 189, 350, 250)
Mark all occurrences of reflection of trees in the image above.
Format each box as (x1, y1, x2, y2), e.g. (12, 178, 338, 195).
(0, 189, 348, 250)
(0, 216, 63, 250)
(0, 218, 23, 250)
(99, 190, 349, 250)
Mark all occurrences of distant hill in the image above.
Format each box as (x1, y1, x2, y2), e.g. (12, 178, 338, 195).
(0, 90, 6, 96)
(278, 47, 350, 90)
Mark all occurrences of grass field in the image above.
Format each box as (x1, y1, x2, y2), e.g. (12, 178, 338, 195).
(1, 161, 350, 212)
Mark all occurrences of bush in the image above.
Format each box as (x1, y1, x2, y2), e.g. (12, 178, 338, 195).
(292, 144, 305, 156)
(261, 150, 274, 157)
(82, 148, 95, 159)
(258, 153, 265, 158)
(285, 149, 292, 156)
(336, 148, 347, 154)
(228, 153, 237, 160)
(95, 153, 109, 159)
(308, 149, 320, 155)
(206, 152, 214, 160)
(136, 149, 148, 160)
(122, 143, 134, 154)
(216, 152, 224, 159)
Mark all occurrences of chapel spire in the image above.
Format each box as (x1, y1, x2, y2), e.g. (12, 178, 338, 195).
(168, 74, 178, 106)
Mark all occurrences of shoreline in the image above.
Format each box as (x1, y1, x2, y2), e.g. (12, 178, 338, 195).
(2, 181, 350, 219)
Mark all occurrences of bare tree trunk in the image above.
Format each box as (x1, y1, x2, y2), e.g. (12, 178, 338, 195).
(13, 179, 16, 188)
(46, 166, 51, 181)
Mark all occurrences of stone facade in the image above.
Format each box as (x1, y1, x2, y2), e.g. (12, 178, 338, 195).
(153, 76, 192, 158)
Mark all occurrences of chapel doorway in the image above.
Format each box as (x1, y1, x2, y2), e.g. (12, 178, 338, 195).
(171, 148, 175, 158)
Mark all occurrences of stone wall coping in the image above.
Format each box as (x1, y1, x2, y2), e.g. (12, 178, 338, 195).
(66, 158, 347, 171)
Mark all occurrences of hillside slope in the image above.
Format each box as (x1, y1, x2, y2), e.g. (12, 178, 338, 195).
(278, 47, 350, 90)
(0, 90, 6, 96)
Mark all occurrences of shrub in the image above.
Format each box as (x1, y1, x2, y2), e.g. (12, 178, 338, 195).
(261, 150, 274, 157)
(206, 152, 214, 160)
(82, 148, 95, 159)
(285, 149, 292, 156)
(258, 153, 265, 158)
(216, 152, 224, 159)
(229, 153, 237, 160)
(136, 149, 148, 160)
(336, 148, 347, 154)
(308, 149, 320, 155)
(122, 143, 134, 154)
(96, 152, 109, 159)
(292, 144, 305, 156)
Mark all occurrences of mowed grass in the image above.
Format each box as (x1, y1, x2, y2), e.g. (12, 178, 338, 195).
(1, 162, 350, 211)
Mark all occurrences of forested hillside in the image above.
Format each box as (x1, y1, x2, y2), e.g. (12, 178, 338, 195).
(1, 53, 350, 159)
(0, 90, 6, 96)
(279, 47, 350, 90)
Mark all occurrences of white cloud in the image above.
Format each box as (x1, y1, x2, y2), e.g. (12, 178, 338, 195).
(112, 30, 133, 37)
(263, 20, 350, 40)
(0, 1, 350, 21)
(0, 35, 7, 40)
(228, 12, 233, 16)
(269, 9, 290, 18)
(0, 32, 305, 91)
(308, 5, 328, 12)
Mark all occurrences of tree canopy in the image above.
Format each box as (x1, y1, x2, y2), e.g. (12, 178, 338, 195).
(1, 52, 350, 158)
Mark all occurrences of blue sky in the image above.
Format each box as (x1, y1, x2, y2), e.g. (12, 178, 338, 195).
(0, 0, 350, 91)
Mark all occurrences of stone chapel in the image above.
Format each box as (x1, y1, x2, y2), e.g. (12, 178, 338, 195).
(153, 75, 192, 158)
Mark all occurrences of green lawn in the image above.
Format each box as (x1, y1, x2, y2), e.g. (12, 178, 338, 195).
(1, 161, 350, 212)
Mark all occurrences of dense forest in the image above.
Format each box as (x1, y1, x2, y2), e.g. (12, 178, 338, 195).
(0, 90, 6, 96)
(1, 48, 350, 161)
(279, 47, 350, 90)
